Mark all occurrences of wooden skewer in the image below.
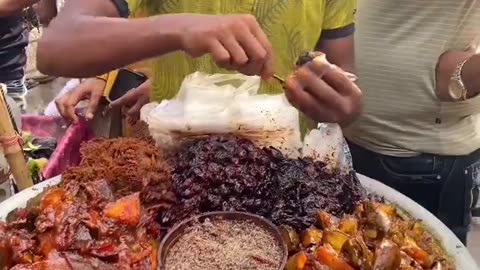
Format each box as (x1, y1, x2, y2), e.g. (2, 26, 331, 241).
(273, 74, 285, 84)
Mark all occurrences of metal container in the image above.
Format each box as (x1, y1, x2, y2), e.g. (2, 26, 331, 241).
(157, 211, 289, 270)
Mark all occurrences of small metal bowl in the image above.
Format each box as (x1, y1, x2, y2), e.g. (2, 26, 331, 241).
(158, 211, 288, 270)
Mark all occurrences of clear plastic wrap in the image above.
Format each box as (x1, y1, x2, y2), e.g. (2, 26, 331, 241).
(302, 123, 353, 171)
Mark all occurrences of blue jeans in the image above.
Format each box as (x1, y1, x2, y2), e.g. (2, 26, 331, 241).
(3, 78, 26, 110)
(348, 142, 480, 245)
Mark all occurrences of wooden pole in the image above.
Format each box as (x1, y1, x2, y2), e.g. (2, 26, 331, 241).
(0, 86, 33, 190)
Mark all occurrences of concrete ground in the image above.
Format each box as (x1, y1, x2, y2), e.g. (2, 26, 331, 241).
(25, 77, 68, 114)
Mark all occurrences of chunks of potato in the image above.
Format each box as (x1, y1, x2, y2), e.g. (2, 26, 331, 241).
(316, 211, 338, 230)
(338, 216, 358, 235)
(302, 227, 323, 248)
(323, 230, 349, 252)
(103, 193, 141, 226)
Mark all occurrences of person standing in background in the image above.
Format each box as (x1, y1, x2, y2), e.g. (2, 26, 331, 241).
(0, 0, 37, 110)
(345, 0, 480, 245)
(0, 0, 55, 110)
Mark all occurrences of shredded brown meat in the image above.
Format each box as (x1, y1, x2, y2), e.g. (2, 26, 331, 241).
(62, 138, 175, 205)
(124, 118, 155, 144)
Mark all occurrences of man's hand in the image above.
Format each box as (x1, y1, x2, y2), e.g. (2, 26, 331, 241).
(178, 14, 274, 79)
(56, 76, 152, 123)
(436, 49, 477, 101)
(284, 56, 362, 125)
(109, 79, 151, 120)
(55, 78, 106, 123)
(37, 0, 273, 79)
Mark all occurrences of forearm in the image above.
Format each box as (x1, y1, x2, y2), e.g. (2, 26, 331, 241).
(435, 49, 479, 101)
(0, 0, 39, 16)
(37, 14, 183, 77)
(317, 35, 356, 74)
(462, 54, 480, 97)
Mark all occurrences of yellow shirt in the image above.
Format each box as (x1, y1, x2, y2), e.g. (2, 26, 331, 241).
(123, 0, 356, 133)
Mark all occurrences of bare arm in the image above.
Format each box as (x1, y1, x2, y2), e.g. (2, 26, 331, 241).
(38, 0, 274, 78)
(317, 35, 356, 74)
(434, 8, 480, 101)
(462, 53, 480, 95)
(435, 48, 480, 101)
(37, 0, 184, 77)
(0, 0, 39, 16)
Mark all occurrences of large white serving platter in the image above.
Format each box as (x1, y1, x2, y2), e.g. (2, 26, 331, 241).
(0, 174, 478, 269)
(0, 175, 61, 221)
(358, 174, 479, 270)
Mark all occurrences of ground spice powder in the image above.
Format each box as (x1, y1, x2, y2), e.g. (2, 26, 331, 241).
(165, 218, 282, 270)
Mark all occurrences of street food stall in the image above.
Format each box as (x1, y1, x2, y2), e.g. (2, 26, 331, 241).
(0, 60, 478, 269)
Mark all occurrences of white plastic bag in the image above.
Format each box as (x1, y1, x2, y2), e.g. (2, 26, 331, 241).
(176, 72, 260, 101)
(142, 72, 302, 156)
(302, 123, 353, 171)
(44, 79, 83, 116)
(229, 94, 301, 157)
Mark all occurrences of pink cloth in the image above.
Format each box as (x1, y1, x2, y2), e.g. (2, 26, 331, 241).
(21, 116, 95, 180)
